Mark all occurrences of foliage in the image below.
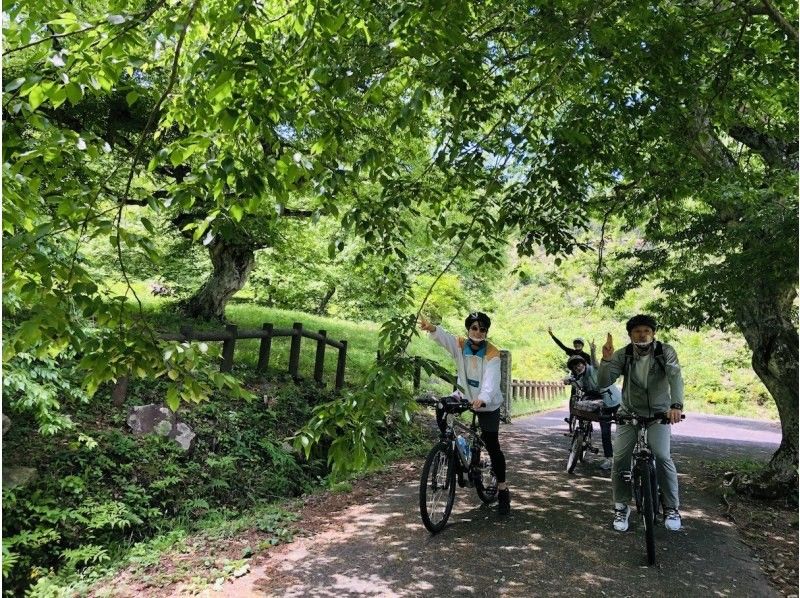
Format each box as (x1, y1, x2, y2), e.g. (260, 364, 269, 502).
(0, 381, 321, 595)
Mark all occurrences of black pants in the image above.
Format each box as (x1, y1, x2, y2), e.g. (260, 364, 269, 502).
(480, 429, 507, 484)
(478, 409, 506, 484)
(599, 405, 618, 458)
(600, 420, 613, 458)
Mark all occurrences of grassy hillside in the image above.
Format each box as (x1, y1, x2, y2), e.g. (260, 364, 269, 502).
(123, 242, 776, 421)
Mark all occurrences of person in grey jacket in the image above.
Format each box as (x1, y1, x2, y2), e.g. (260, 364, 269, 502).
(597, 314, 685, 532)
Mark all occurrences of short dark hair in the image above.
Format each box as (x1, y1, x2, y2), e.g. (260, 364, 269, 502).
(464, 311, 491, 330)
(626, 314, 658, 333)
(567, 354, 587, 369)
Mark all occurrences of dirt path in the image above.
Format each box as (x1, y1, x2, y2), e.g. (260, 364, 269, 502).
(172, 410, 786, 597)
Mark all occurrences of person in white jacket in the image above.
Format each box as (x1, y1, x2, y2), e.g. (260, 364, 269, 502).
(419, 311, 510, 515)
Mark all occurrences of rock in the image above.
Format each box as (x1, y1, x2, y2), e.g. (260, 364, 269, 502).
(2, 414, 10, 436)
(155, 419, 173, 436)
(3, 466, 37, 489)
(127, 404, 175, 435)
(232, 564, 250, 578)
(127, 403, 196, 452)
(170, 422, 196, 451)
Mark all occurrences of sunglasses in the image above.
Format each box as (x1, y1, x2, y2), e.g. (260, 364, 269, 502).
(469, 325, 488, 333)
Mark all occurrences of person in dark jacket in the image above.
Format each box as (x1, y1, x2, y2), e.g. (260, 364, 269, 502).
(548, 326, 595, 366)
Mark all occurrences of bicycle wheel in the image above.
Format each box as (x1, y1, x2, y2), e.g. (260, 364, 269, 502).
(649, 461, 661, 519)
(578, 424, 591, 463)
(641, 462, 657, 565)
(419, 442, 456, 533)
(566, 427, 582, 473)
(474, 450, 498, 504)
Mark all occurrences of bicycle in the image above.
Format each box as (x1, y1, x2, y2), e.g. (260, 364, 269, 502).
(614, 411, 685, 566)
(415, 395, 499, 533)
(564, 381, 601, 473)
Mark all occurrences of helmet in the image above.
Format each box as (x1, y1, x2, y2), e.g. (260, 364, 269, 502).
(566, 355, 587, 369)
(572, 337, 585, 346)
(464, 311, 491, 331)
(625, 314, 658, 333)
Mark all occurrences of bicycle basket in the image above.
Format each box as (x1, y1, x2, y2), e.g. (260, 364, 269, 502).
(572, 399, 613, 422)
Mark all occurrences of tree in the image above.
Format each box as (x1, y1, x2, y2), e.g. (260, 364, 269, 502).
(5, 0, 796, 492)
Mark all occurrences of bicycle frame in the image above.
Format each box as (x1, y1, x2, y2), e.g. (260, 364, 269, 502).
(615, 412, 675, 565)
(416, 396, 499, 533)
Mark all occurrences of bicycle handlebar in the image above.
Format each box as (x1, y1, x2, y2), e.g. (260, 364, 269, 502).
(415, 395, 473, 413)
(614, 412, 686, 425)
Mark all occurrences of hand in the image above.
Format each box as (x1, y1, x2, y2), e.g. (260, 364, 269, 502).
(562, 377, 571, 385)
(602, 333, 614, 361)
(667, 408, 683, 424)
(418, 316, 435, 332)
(471, 399, 486, 410)
(589, 339, 596, 351)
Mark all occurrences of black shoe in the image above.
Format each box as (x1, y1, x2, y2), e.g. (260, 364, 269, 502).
(498, 489, 510, 515)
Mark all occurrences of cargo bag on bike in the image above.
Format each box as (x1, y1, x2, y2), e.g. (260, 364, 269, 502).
(572, 395, 615, 422)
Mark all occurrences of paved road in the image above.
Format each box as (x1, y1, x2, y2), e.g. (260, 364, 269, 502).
(200, 411, 782, 597)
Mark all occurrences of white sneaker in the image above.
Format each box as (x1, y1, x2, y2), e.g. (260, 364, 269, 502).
(599, 458, 612, 470)
(664, 508, 682, 531)
(613, 505, 630, 532)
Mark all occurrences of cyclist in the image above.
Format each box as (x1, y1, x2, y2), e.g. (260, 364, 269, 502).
(564, 355, 616, 470)
(418, 312, 510, 515)
(598, 314, 685, 532)
(548, 326, 596, 366)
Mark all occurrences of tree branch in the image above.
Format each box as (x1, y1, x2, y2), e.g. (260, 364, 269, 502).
(728, 123, 798, 170)
(759, 0, 798, 41)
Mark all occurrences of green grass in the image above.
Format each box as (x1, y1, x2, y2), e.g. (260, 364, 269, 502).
(115, 245, 777, 422)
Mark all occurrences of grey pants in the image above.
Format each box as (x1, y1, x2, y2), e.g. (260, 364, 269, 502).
(611, 421, 679, 509)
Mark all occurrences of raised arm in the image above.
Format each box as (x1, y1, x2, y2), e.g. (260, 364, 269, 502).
(548, 327, 571, 354)
(427, 324, 461, 360)
(597, 333, 624, 387)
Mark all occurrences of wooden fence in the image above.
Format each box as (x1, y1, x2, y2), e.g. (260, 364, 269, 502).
(509, 379, 567, 402)
(112, 322, 348, 405)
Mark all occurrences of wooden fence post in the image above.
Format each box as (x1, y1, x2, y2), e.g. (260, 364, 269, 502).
(500, 350, 512, 419)
(289, 322, 303, 379)
(335, 340, 347, 390)
(314, 330, 327, 385)
(221, 324, 237, 372)
(257, 323, 273, 373)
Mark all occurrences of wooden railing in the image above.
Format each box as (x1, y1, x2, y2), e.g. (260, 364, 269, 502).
(509, 379, 567, 402)
(112, 322, 348, 405)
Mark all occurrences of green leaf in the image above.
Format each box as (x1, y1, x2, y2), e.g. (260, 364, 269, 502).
(65, 82, 83, 105)
(4, 78, 25, 92)
(125, 91, 140, 106)
(165, 386, 180, 411)
(28, 85, 45, 111)
(230, 204, 243, 222)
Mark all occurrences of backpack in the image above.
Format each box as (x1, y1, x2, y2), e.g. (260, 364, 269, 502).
(624, 341, 667, 375)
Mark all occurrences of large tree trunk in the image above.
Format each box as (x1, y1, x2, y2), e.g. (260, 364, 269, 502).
(733, 285, 798, 497)
(182, 240, 255, 321)
(315, 285, 336, 315)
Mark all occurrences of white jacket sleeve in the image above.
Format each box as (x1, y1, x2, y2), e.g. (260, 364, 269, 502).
(429, 326, 461, 360)
(477, 356, 503, 411)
